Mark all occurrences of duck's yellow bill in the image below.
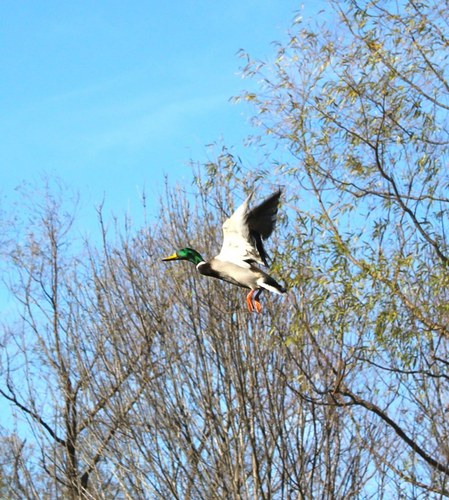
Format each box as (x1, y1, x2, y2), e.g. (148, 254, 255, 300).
(162, 253, 179, 261)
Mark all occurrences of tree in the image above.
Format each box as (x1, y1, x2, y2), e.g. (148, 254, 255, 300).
(0, 183, 175, 498)
(238, 0, 449, 495)
(1, 172, 373, 498)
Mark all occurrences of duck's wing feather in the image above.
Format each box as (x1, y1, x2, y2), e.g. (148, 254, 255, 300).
(215, 190, 282, 267)
(246, 189, 282, 265)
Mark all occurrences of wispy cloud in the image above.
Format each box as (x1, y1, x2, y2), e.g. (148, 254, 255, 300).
(86, 91, 233, 154)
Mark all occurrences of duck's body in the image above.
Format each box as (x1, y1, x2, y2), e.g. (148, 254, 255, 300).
(198, 258, 283, 292)
(162, 190, 286, 313)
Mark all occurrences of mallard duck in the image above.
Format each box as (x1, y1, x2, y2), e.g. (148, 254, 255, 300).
(162, 189, 286, 313)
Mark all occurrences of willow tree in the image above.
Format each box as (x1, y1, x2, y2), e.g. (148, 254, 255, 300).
(236, 0, 449, 496)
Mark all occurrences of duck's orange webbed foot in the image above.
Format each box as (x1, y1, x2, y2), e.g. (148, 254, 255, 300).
(246, 289, 262, 314)
(246, 290, 255, 312)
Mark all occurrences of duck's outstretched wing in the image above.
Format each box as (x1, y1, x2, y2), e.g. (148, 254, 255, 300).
(215, 189, 282, 267)
(246, 189, 282, 265)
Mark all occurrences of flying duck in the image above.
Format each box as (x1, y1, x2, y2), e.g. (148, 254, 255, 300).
(162, 189, 286, 313)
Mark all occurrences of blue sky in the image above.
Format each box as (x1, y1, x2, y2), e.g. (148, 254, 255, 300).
(0, 1, 324, 223)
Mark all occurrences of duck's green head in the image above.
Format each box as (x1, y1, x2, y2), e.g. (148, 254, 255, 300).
(162, 247, 204, 265)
